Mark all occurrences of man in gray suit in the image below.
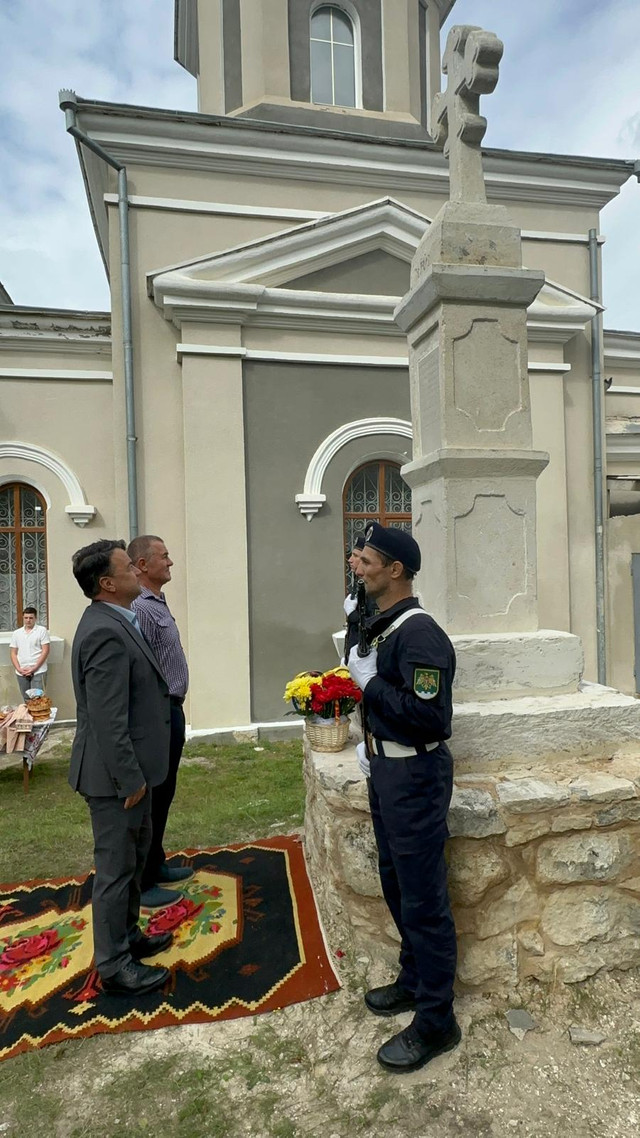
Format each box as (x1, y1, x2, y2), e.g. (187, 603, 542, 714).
(70, 539, 173, 997)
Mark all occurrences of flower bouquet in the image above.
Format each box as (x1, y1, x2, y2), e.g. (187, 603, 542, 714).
(283, 667, 362, 752)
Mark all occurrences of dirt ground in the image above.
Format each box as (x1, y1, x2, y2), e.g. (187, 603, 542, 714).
(2, 953, 640, 1137)
(2, 737, 639, 1136)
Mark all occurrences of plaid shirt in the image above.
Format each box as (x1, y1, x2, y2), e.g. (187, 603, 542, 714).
(133, 588, 189, 698)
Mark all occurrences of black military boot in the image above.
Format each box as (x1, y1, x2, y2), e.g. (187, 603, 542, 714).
(377, 1017, 462, 1073)
(364, 980, 417, 1016)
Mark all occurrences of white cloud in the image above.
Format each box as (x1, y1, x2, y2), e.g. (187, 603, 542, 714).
(1, 0, 638, 327)
(0, 0, 196, 309)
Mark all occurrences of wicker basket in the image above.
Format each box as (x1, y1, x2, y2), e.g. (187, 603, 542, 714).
(305, 715, 350, 753)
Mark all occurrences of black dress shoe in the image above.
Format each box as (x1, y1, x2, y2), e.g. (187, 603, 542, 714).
(129, 931, 173, 959)
(377, 1018, 462, 1073)
(364, 980, 417, 1017)
(157, 864, 194, 884)
(101, 960, 170, 997)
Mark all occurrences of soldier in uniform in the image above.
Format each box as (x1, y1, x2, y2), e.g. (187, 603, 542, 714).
(347, 522, 459, 1073)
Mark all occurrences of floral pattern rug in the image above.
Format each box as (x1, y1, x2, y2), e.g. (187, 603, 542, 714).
(0, 836, 339, 1062)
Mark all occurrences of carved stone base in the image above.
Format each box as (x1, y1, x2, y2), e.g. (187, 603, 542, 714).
(304, 725, 640, 990)
(452, 630, 583, 702)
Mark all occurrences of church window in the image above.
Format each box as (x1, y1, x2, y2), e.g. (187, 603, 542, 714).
(0, 483, 48, 630)
(343, 461, 412, 585)
(311, 6, 357, 108)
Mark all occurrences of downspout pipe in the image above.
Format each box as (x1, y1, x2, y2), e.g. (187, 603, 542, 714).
(588, 228, 607, 685)
(58, 89, 139, 539)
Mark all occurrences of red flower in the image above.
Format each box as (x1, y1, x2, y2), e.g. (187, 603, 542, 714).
(146, 898, 203, 934)
(309, 672, 362, 714)
(0, 928, 62, 971)
(210, 922, 221, 933)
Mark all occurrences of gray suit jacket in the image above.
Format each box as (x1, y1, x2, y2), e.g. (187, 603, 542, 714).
(69, 601, 171, 798)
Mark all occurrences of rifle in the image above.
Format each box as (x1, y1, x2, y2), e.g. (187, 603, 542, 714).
(356, 581, 370, 658)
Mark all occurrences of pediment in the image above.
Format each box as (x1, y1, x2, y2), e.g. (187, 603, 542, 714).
(148, 198, 430, 293)
(149, 199, 601, 343)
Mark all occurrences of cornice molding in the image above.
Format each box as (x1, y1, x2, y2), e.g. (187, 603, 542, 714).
(154, 278, 597, 344)
(0, 367, 112, 380)
(606, 427, 640, 473)
(104, 193, 608, 249)
(177, 343, 409, 367)
(0, 443, 96, 526)
(80, 109, 632, 210)
(296, 417, 412, 520)
(0, 334, 111, 358)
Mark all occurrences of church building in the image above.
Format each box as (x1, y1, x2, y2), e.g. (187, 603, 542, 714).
(1, 0, 640, 730)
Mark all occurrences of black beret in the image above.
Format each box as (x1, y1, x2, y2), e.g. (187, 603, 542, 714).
(352, 533, 366, 551)
(364, 521, 421, 573)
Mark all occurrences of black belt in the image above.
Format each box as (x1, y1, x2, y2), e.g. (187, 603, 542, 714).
(170, 694, 185, 706)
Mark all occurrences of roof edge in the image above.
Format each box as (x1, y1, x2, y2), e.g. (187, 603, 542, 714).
(70, 95, 636, 174)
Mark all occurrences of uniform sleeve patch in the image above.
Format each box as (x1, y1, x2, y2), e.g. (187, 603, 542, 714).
(413, 667, 440, 700)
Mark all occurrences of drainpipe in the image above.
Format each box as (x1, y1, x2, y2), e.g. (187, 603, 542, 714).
(588, 228, 607, 685)
(58, 89, 139, 539)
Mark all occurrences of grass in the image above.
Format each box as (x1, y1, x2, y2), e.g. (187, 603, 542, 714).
(0, 737, 305, 883)
(0, 737, 308, 1136)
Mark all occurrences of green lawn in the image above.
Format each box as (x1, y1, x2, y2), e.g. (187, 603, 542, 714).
(0, 738, 306, 884)
(0, 738, 311, 1136)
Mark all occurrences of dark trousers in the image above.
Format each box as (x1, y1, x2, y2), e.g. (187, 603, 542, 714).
(85, 791, 152, 978)
(141, 700, 186, 890)
(368, 744, 457, 1036)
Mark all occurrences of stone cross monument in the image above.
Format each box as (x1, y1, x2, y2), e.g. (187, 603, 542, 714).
(431, 25, 503, 205)
(304, 24, 640, 996)
(395, 24, 582, 700)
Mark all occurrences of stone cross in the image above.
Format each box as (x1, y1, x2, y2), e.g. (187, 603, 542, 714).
(432, 25, 503, 204)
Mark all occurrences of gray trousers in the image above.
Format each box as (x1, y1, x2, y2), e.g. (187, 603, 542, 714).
(84, 791, 152, 978)
(16, 671, 46, 699)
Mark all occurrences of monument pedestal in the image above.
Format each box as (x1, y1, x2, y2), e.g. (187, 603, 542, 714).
(304, 704, 640, 989)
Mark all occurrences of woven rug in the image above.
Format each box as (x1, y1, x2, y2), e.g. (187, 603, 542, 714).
(0, 835, 339, 1062)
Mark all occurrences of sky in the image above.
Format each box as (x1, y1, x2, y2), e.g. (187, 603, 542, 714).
(0, 0, 639, 328)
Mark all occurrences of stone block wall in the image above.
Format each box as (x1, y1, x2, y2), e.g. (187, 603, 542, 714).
(304, 743, 640, 989)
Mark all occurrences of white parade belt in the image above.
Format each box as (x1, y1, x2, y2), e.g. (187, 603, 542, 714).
(373, 739, 441, 758)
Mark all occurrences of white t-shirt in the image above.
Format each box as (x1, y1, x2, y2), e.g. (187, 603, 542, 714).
(10, 625, 50, 675)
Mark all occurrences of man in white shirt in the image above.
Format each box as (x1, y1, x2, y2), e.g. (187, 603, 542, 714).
(9, 607, 50, 699)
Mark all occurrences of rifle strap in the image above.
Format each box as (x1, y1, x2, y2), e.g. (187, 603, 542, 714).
(372, 607, 427, 648)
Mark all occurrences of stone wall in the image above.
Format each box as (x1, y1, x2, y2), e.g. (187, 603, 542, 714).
(304, 742, 640, 989)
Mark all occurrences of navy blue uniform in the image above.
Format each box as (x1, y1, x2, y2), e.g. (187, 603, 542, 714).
(362, 596, 457, 1037)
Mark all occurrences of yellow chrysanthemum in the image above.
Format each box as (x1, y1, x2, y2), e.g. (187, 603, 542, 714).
(283, 671, 323, 704)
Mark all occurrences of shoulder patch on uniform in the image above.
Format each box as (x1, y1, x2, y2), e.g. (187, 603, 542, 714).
(413, 667, 440, 700)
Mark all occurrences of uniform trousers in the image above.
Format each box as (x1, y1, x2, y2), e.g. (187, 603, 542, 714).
(85, 791, 152, 978)
(141, 699, 186, 890)
(367, 743, 457, 1036)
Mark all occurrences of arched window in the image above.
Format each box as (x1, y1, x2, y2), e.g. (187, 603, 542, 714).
(343, 461, 412, 585)
(0, 483, 48, 630)
(311, 5, 357, 108)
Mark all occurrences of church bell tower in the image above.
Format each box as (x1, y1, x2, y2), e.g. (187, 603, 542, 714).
(175, 0, 456, 138)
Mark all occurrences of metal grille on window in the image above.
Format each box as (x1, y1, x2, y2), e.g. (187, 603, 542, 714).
(311, 5, 356, 108)
(0, 483, 48, 629)
(343, 461, 412, 589)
